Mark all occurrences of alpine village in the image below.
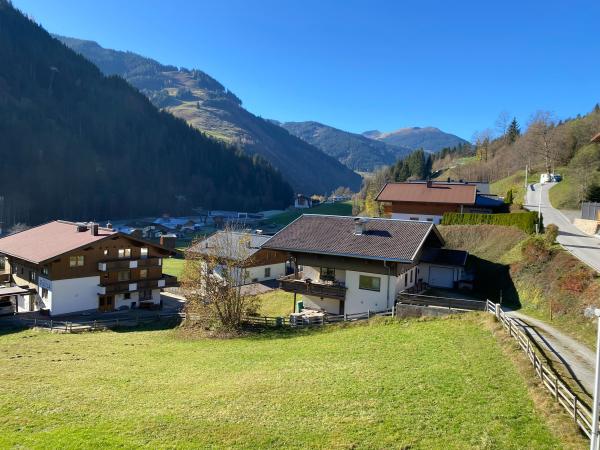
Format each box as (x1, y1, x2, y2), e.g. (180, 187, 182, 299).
(3, 1, 600, 448)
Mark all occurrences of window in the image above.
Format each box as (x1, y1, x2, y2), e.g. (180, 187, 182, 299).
(410, 269, 413, 283)
(139, 269, 148, 279)
(41, 266, 49, 276)
(426, 218, 434, 222)
(320, 267, 335, 281)
(140, 289, 152, 301)
(140, 247, 148, 259)
(404, 273, 408, 286)
(359, 275, 381, 292)
(118, 271, 130, 282)
(41, 288, 48, 299)
(409, 217, 419, 221)
(69, 256, 84, 267)
(0, 258, 5, 271)
(118, 248, 131, 259)
(124, 293, 131, 300)
(29, 271, 37, 282)
(264, 267, 271, 278)
(103, 249, 109, 256)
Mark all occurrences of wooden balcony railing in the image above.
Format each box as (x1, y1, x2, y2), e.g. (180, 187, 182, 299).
(98, 257, 162, 272)
(279, 274, 346, 301)
(98, 274, 178, 295)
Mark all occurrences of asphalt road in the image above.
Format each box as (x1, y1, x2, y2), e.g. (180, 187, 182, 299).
(525, 182, 600, 272)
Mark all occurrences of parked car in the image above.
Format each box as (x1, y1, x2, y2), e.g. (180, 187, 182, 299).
(540, 173, 552, 183)
(552, 173, 562, 182)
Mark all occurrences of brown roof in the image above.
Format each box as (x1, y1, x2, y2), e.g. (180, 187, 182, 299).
(0, 221, 117, 264)
(375, 182, 477, 205)
(262, 215, 442, 262)
(591, 132, 600, 143)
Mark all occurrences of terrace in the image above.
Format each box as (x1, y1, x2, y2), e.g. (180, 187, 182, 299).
(278, 272, 346, 301)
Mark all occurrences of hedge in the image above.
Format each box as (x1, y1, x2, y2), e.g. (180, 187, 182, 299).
(440, 211, 542, 234)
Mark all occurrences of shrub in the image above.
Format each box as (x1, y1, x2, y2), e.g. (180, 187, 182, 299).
(504, 189, 513, 204)
(441, 211, 541, 234)
(520, 236, 551, 264)
(545, 223, 559, 245)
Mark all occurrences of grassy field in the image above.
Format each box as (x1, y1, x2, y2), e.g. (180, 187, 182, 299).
(257, 289, 295, 316)
(0, 315, 568, 448)
(263, 201, 353, 228)
(162, 257, 185, 278)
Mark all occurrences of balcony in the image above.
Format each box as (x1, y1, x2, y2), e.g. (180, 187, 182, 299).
(98, 257, 162, 272)
(279, 273, 346, 301)
(98, 274, 178, 295)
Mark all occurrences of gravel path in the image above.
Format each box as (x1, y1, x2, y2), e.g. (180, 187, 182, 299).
(505, 309, 595, 398)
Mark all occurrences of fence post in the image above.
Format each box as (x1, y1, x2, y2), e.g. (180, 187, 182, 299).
(50, 320, 53, 331)
(495, 304, 500, 320)
(344, 312, 347, 322)
(367, 309, 370, 319)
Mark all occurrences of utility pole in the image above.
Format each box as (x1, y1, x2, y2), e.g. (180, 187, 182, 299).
(537, 182, 544, 234)
(585, 307, 600, 450)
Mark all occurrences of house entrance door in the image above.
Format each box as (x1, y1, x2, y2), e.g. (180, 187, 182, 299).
(98, 295, 114, 312)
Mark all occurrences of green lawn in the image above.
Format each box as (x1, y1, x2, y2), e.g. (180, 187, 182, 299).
(162, 257, 185, 278)
(257, 290, 295, 316)
(0, 316, 565, 448)
(264, 201, 353, 228)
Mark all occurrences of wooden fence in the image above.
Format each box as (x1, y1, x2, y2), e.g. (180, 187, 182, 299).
(486, 300, 593, 439)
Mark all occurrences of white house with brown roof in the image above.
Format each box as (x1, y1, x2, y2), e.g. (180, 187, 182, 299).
(0, 221, 177, 316)
(261, 214, 468, 315)
(188, 231, 288, 285)
(376, 181, 504, 224)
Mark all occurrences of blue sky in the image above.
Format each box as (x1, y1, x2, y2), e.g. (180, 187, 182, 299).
(14, 0, 600, 139)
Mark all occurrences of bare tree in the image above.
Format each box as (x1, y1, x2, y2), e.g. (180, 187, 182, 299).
(526, 111, 569, 173)
(472, 129, 494, 162)
(495, 111, 511, 142)
(181, 225, 260, 331)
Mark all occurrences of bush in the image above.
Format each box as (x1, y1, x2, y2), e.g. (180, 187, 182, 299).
(441, 211, 541, 234)
(588, 183, 600, 202)
(504, 189, 513, 204)
(520, 236, 551, 264)
(545, 223, 559, 245)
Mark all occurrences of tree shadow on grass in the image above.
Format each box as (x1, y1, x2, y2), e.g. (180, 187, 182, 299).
(468, 255, 520, 309)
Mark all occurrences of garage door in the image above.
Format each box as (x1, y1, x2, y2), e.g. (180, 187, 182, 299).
(429, 266, 454, 288)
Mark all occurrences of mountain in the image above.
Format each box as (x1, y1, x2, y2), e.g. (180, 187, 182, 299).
(56, 36, 361, 194)
(0, 1, 293, 226)
(277, 121, 412, 172)
(363, 127, 468, 152)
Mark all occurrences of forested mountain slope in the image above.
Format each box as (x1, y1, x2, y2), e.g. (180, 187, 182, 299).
(0, 1, 293, 226)
(278, 121, 411, 172)
(56, 36, 362, 194)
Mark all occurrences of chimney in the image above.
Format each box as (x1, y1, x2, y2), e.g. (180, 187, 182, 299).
(76, 222, 88, 232)
(90, 222, 99, 236)
(106, 221, 113, 230)
(354, 217, 368, 235)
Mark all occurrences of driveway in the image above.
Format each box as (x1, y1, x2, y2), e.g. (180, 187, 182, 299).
(525, 182, 600, 272)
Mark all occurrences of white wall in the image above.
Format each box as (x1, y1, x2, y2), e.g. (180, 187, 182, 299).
(49, 276, 100, 316)
(245, 263, 286, 283)
(390, 213, 440, 224)
(302, 294, 341, 314)
(344, 270, 396, 314)
(115, 291, 140, 310)
(395, 266, 418, 294)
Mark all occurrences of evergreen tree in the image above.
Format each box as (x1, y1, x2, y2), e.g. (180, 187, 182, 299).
(507, 118, 521, 144)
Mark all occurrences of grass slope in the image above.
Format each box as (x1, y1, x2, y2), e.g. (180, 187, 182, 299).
(162, 257, 185, 278)
(0, 317, 562, 448)
(441, 224, 600, 347)
(490, 170, 540, 206)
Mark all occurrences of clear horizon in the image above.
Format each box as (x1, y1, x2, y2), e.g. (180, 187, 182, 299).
(14, 0, 600, 140)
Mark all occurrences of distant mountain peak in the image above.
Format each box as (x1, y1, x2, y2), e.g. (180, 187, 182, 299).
(363, 126, 467, 152)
